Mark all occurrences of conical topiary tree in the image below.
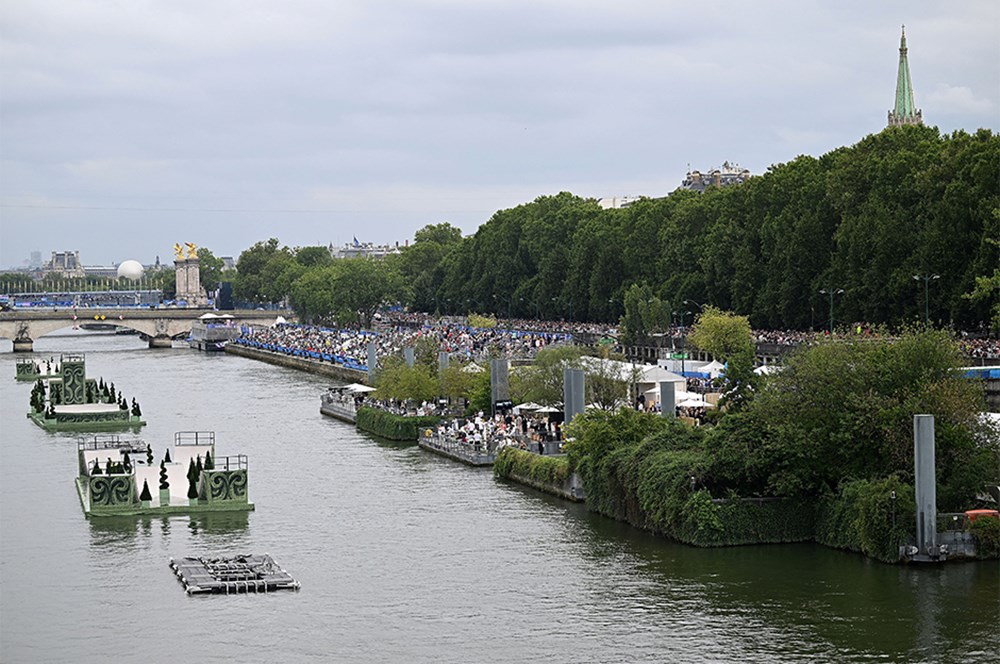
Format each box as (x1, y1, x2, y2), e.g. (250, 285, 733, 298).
(109, 383, 116, 402)
(92, 459, 102, 475)
(164, 449, 171, 463)
(186, 466, 199, 500)
(204, 449, 214, 471)
(159, 460, 169, 490)
(139, 479, 152, 502)
(105, 458, 113, 475)
(195, 455, 203, 478)
(123, 452, 132, 473)
(186, 458, 196, 483)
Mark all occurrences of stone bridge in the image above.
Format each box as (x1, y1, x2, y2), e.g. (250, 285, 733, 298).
(0, 308, 293, 351)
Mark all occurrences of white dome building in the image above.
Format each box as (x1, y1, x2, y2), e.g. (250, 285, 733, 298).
(117, 260, 144, 280)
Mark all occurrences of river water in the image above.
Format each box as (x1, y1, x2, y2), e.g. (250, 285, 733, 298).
(0, 331, 997, 664)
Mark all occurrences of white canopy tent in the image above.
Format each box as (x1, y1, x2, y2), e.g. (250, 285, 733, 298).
(702, 360, 726, 378)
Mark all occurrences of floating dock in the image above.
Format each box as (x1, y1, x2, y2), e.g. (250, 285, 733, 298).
(418, 434, 497, 466)
(170, 554, 300, 594)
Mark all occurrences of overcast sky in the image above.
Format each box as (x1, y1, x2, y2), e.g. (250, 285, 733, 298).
(1, 0, 997, 269)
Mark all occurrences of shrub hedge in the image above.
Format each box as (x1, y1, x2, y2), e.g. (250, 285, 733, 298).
(814, 477, 915, 563)
(356, 407, 440, 441)
(494, 447, 570, 486)
(969, 516, 1000, 559)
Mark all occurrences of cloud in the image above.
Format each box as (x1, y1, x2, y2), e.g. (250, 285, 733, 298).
(1, 1, 998, 267)
(924, 85, 994, 114)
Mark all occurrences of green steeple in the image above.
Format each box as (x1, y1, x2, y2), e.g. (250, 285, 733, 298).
(888, 25, 923, 126)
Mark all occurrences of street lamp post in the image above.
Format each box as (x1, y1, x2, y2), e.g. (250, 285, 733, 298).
(819, 288, 842, 334)
(818, 288, 844, 335)
(912, 274, 939, 326)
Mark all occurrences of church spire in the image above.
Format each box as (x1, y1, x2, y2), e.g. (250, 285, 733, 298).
(888, 25, 923, 126)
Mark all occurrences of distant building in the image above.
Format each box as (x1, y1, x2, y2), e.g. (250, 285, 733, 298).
(220, 256, 236, 271)
(680, 162, 752, 193)
(45, 251, 85, 278)
(597, 196, 644, 210)
(887, 26, 922, 127)
(328, 240, 405, 260)
(29, 251, 42, 269)
(83, 266, 119, 279)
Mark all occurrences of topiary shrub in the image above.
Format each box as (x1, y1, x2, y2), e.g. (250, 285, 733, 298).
(204, 449, 214, 470)
(145, 444, 153, 465)
(159, 460, 169, 490)
(92, 459, 102, 475)
(164, 449, 171, 463)
(139, 479, 152, 502)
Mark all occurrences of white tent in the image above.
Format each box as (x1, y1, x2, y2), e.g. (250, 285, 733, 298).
(702, 360, 726, 378)
(678, 397, 715, 408)
(754, 364, 782, 375)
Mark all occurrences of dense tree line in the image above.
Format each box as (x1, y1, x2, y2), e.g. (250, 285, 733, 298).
(223, 125, 997, 331)
(429, 126, 998, 330)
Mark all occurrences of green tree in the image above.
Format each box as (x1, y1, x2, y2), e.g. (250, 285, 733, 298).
(328, 258, 403, 328)
(748, 328, 993, 506)
(688, 306, 757, 409)
(373, 357, 440, 403)
(196, 247, 225, 294)
(510, 346, 584, 406)
(295, 245, 334, 269)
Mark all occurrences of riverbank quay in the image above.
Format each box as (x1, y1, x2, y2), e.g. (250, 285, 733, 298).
(226, 342, 368, 383)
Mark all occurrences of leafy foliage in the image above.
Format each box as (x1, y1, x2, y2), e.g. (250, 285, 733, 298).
(970, 516, 1000, 559)
(494, 447, 571, 486)
(373, 358, 440, 403)
(814, 477, 915, 563)
(355, 407, 440, 441)
(688, 306, 757, 410)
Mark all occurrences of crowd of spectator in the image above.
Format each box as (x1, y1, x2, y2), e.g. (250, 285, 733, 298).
(422, 410, 563, 458)
(232, 321, 575, 373)
(233, 313, 999, 378)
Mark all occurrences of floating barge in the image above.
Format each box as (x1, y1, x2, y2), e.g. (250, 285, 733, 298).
(170, 554, 299, 594)
(188, 314, 240, 351)
(26, 353, 145, 432)
(76, 431, 254, 518)
(15, 356, 62, 382)
(418, 434, 497, 467)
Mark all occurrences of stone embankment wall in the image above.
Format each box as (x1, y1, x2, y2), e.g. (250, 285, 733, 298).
(503, 469, 585, 502)
(225, 344, 367, 383)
